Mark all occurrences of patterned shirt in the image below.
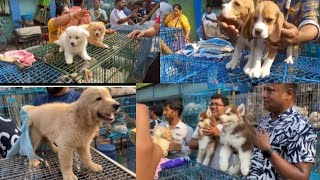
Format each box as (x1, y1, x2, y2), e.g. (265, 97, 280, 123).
(0, 114, 21, 158)
(272, 0, 320, 40)
(246, 107, 317, 179)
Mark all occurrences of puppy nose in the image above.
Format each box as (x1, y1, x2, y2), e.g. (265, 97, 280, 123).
(71, 42, 74, 45)
(255, 29, 262, 35)
(112, 103, 120, 110)
(96, 33, 99, 36)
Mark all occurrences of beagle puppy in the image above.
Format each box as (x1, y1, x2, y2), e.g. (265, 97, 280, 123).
(221, 0, 255, 70)
(243, 1, 294, 78)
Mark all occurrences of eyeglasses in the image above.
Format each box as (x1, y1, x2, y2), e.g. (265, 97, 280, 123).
(209, 103, 225, 107)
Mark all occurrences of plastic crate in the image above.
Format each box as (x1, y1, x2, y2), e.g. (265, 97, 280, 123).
(160, 27, 185, 53)
(21, 14, 33, 21)
(160, 51, 320, 83)
(28, 34, 135, 83)
(0, 61, 68, 83)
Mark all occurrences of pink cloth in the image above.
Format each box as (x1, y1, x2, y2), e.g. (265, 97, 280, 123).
(3, 50, 36, 67)
(154, 158, 169, 179)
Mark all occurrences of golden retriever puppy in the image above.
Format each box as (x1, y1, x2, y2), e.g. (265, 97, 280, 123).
(81, 22, 109, 49)
(24, 87, 119, 180)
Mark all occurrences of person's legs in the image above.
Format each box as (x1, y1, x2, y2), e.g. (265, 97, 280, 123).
(197, 26, 203, 41)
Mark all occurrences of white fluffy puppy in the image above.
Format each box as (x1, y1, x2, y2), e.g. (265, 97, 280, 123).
(55, 26, 92, 64)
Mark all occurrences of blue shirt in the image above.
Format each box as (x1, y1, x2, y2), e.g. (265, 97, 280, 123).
(123, 7, 131, 16)
(32, 89, 81, 106)
(246, 107, 317, 179)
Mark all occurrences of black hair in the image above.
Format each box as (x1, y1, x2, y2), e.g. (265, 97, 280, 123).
(164, 100, 183, 117)
(172, 4, 182, 10)
(210, 94, 229, 106)
(206, 4, 212, 8)
(150, 104, 163, 117)
(74, 0, 84, 6)
(56, 2, 67, 16)
(282, 83, 298, 98)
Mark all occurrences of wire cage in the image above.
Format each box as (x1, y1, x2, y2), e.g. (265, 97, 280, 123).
(112, 24, 160, 81)
(0, 88, 46, 126)
(313, 130, 320, 174)
(0, 148, 135, 180)
(0, 61, 68, 83)
(160, 27, 185, 53)
(27, 34, 135, 83)
(160, 51, 320, 83)
(115, 94, 136, 119)
(127, 141, 136, 173)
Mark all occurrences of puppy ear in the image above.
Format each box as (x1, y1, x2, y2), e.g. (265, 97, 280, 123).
(83, 29, 90, 37)
(242, 15, 252, 40)
(237, 104, 245, 117)
(270, 11, 284, 43)
(76, 97, 95, 127)
(206, 108, 212, 117)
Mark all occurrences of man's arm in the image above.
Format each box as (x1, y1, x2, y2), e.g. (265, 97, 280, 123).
(53, 9, 91, 27)
(117, 9, 137, 25)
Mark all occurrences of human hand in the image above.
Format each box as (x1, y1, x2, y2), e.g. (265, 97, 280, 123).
(185, 36, 190, 43)
(202, 122, 220, 137)
(127, 30, 145, 38)
(253, 128, 271, 151)
(74, 9, 91, 20)
(266, 21, 300, 49)
(130, 9, 138, 18)
(168, 142, 182, 151)
(217, 15, 240, 39)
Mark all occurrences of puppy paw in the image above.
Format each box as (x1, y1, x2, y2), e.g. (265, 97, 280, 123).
(89, 162, 103, 172)
(104, 44, 110, 49)
(66, 59, 73, 65)
(83, 55, 92, 61)
(219, 161, 228, 171)
(260, 68, 271, 78)
(29, 159, 41, 168)
(241, 166, 250, 176)
(62, 173, 78, 180)
(202, 159, 210, 166)
(243, 63, 252, 74)
(284, 56, 293, 64)
(225, 61, 237, 70)
(59, 47, 64, 53)
(196, 158, 202, 164)
(228, 165, 240, 175)
(248, 68, 261, 78)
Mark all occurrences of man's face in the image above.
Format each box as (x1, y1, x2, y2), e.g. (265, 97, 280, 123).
(209, 98, 226, 119)
(46, 87, 63, 95)
(262, 84, 287, 112)
(206, 7, 212, 14)
(94, 0, 100, 9)
(118, 0, 127, 10)
(163, 105, 176, 122)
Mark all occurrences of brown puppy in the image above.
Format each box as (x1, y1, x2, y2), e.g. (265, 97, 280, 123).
(25, 87, 119, 180)
(81, 22, 109, 48)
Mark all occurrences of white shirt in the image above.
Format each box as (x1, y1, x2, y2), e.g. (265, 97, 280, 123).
(158, 119, 193, 156)
(160, 1, 173, 22)
(192, 124, 233, 170)
(110, 8, 128, 27)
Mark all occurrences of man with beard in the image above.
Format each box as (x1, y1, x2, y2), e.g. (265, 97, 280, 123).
(110, 0, 137, 27)
(188, 94, 231, 170)
(246, 84, 316, 179)
(32, 87, 81, 106)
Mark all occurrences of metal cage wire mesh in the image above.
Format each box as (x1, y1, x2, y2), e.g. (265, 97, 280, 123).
(112, 24, 160, 81)
(0, 148, 135, 180)
(27, 34, 135, 83)
(160, 27, 185, 53)
(160, 51, 320, 83)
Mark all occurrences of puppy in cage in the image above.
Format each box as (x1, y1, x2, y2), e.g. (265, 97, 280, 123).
(55, 26, 92, 64)
(196, 109, 219, 166)
(80, 22, 110, 49)
(8, 87, 119, 180)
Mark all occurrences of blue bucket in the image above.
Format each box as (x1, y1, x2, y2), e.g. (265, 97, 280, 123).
(310, 171, 320, 180)
(97, 144, 117, 161)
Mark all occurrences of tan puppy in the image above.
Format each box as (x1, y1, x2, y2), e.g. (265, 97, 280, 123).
(151, 126, 173, 157)
(25, 87, 120, 180)
(81, 22, 109, 48)
(243, 1, 294, 78)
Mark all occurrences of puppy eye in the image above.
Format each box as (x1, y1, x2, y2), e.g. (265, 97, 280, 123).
(98, 29, 101, 31)
(234, 1, 240, 6)
(253, 16, 258, 22)
(76, 37, 79, 39)
(266, 18, 273, 23)
(96, 97, 102, 101)
(69, 36, 71, 39)
(226, 113, 231, 115)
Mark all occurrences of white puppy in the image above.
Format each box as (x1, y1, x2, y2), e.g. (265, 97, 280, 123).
(55, 26, 92, 65)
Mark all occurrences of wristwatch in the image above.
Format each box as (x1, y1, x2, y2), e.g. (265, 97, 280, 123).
(262, 147, 274, 158)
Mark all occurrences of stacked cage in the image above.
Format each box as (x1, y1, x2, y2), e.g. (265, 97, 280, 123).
(25, 33, 135, 83)
(112, 24, 160, 81)
(160, 51, 320, 83)
(160, 27, 185, 53)
(0, 88, 46, 126)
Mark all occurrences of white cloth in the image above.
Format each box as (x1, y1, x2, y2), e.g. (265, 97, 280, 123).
(158, 120, 193, 155)
(201, 12, 217, 25)
(191, 124, 233, 170)
(110, 8, 128, 27)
